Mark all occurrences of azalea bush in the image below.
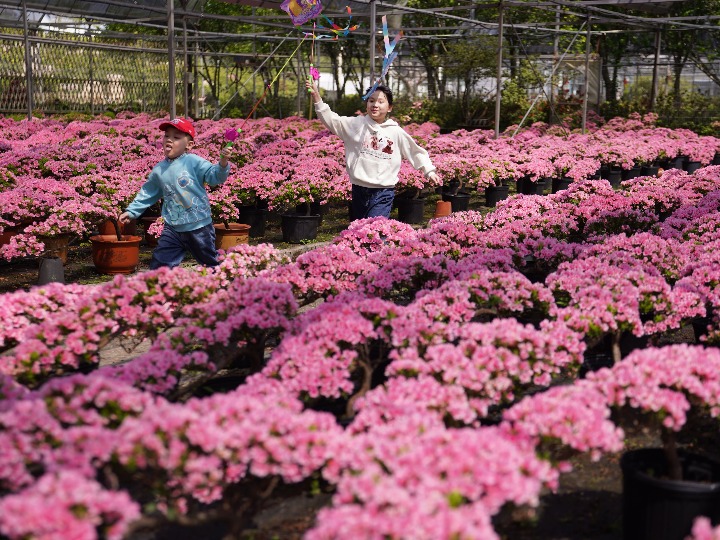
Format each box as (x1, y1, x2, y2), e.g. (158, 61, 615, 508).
(2, 115, 720, 540)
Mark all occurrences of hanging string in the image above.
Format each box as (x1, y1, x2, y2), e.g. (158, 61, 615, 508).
(213, 31, 295, 120)
(236, 34, 309, 132)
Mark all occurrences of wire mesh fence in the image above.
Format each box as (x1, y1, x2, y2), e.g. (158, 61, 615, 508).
(0, 31, 185, 115)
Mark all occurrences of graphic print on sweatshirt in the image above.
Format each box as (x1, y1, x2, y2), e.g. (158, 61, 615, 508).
(361, 132, 395, 160)
(163, 169, 210, 225)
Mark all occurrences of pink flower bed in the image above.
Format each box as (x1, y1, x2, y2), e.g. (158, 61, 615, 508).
(1, 113, 720, 538)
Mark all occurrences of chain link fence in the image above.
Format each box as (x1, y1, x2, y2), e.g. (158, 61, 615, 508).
(0, 30, 188, 115)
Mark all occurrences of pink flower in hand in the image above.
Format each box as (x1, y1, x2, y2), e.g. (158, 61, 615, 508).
(224, 128, 241, 143)
(310, 66, 320, 80)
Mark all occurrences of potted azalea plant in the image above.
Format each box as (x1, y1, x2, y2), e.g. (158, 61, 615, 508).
(589, 345, 720, 540)
(207, 182, 251, 251)
(432, 153, 483, 198)
(78, 171, 146, 274)
(0, 180, 110, 263)
(394, 162, 444, 223)
(261, 154, 346, 243)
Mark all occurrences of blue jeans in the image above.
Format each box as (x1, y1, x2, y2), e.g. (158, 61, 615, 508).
(150, 222, 218, 269)
(351, 185, 395, 220)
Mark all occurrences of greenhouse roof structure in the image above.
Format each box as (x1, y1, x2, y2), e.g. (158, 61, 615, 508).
(0, 0, 706, 38)
(2, 0, 716, 133)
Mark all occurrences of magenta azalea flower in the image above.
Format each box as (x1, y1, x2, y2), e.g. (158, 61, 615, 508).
(224, 127, 241, 143)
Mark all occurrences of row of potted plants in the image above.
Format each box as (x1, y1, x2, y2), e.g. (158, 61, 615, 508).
(2, 111, 720, 259)
(1, 154, 720, 538)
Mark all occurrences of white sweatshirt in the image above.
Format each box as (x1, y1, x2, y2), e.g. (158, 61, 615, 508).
(314, 101, 436, 189)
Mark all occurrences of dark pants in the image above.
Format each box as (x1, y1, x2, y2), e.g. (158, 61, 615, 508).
(351, 185, 395, 220)
(150, 222, 218, 269)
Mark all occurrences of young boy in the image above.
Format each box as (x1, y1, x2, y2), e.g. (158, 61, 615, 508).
(306, 79, 439, 220)
(119, 117, 231, 269)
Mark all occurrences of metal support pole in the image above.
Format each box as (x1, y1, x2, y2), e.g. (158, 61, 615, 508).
(252, 7, 257, 120)
(183, 15, 189, 117)
(167, 0, 176, 119)
(194, 31, 200, 117)
(581, 17, 591, 134)
(369, 0, 377, 83)
(550, 5, 559, 122)
(596, 37, 603, 109)
(296, 35, 302, 115)
(89, 29, 94, 115)
(649, 29, 661, 112)
(494, 2, 504, 139)
(22, 0, 34, 119)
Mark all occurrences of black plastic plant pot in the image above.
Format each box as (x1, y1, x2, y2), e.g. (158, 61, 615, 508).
(280, 213, 321, 243)
(395, 197, 425, 224)
(441, 191, 471, 212)
(621, 448, 720, 540)
(484, 185, 510, 207)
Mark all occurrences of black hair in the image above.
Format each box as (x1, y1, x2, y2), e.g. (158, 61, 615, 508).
(365, 84, 394, 106)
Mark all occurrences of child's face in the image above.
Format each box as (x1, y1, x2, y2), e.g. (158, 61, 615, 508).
(366, 90, 392, 123)
(163, 126, 193, 159)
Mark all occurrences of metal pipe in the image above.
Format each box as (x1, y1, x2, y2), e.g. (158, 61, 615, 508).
(494, 2, 504, 139)
(194, 30, 200, 117)
(183, 13, 189, 117)
(296, 34, 302, 115)
(369, 0, 377, 83)
(22, 0, 34, 119)
(581, 16, 591, 133)
(167, 0, 176, 119)
(649, 29, 661, 111)
(89, 30, 94, 115)
(550, 5, 559, 121)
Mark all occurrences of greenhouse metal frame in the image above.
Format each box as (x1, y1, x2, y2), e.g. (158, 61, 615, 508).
(2, 0, 718, 135)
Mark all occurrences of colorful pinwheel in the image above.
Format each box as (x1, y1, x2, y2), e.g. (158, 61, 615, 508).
(363, 16, 403, 100)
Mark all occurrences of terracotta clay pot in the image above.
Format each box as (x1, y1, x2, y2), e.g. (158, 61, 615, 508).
(90, 235, 142, 275)
(98, 219, 137, 237)
(214, 223, 251, 251)
(38, 234, 71, 264)
(433, 200, 452, 218)
(0, 226, 24, 248)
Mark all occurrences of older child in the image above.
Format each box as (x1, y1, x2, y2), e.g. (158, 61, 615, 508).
(119, 117, 231, 269)
(306, 79, 439, 220)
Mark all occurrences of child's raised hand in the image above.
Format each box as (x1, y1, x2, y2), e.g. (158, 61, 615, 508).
(219, 144, 233, 166)
(306, 79, 321, 103)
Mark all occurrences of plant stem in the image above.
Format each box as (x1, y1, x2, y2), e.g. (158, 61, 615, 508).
(611, 331, 622, 365)
(661, 426, 683, 481)
(345, 357, 373, 419)
(111, 219, 122, 241)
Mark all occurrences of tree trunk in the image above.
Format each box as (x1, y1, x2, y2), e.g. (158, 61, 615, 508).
(673, 58, 683, 107)
(425, 63, 438, 100)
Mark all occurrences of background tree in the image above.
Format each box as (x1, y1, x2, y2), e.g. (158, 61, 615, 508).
(404, 0, 464, 100)
(442, 36, 496, 123)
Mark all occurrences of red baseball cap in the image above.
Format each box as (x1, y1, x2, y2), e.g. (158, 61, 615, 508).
(158, 117, 196, 139)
